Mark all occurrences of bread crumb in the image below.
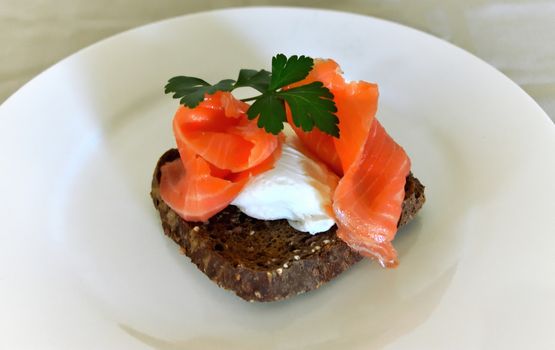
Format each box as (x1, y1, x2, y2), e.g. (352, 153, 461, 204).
(314, 246, 321, 251)
(323, 239, 330, 245)
(235, 274, 241, 281)
(249, 230, 255, 236)
(283, 263, 289, 268)
(294, 255, 300, 260)
(192, 226, 200, 232)
(276, 268, 283, 275)
(254, 291, 262, 298)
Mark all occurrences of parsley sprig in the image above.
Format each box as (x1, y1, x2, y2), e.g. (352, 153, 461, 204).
(164, 54, 339, 137)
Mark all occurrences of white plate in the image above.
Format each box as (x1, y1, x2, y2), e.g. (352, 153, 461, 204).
(1, 7, 554, 350)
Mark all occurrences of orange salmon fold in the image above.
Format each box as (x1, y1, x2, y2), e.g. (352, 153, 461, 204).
(287, 59, 411, 267)
(160, 91, 281, 222)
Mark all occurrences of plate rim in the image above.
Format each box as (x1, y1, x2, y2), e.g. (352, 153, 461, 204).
(0, 6, 552, 126)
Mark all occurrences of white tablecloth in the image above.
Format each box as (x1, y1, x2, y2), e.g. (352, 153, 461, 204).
(2, 0, 554, 120)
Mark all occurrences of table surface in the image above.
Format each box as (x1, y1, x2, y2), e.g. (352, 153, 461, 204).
(2, 0, 554, 121)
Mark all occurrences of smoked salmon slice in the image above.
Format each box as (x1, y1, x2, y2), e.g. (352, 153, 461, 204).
(160, 91, 281, 222)
(333, 119, 410, 267)
(286, 59, 380, 175)
(287, 59, 411, 267)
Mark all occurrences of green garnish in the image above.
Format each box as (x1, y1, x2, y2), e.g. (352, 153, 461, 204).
(164, 54, 340, 137)
(164, 77, 235, 108)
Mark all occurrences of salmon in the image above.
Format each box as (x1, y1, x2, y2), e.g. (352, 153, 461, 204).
(285, 118, 343, 175)
(160, 91, 281, 222)
(287, 60, 411, 267)
(334, 120, 410, 267)
(286, 60, 380, 175)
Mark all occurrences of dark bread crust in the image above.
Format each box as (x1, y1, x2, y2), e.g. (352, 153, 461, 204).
(151, 149, 425, 302)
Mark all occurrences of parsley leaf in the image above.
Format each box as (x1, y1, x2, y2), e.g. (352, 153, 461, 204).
(269, 54, 313, 90)
(165, 76, 235, 108)
(279, 82, 339, 137)
(165, 54, 340, 137)
(247, 93, 286, 134)
(234, 69, 271, 93)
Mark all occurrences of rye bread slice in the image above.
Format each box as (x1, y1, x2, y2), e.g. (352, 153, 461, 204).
(151, 149, 425, 302)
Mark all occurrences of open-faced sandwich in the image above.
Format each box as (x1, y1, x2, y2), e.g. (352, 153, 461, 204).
(151, 55, 425, 302)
